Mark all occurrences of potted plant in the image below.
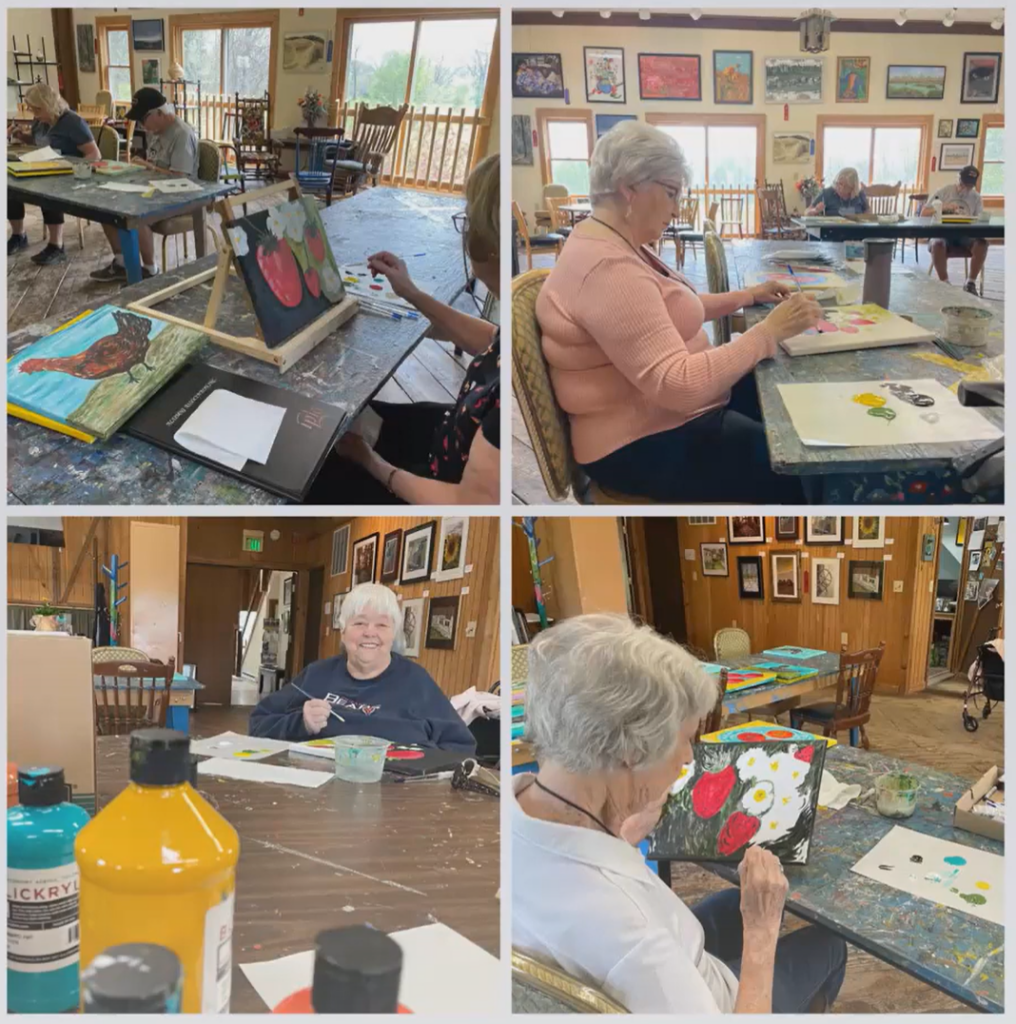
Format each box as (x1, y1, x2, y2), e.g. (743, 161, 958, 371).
(297, 88, 326, 129)
(794, 175, 823, 210)
(31, 600, 60, 632)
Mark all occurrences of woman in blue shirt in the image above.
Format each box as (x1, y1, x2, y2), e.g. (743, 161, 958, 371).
(8, 83, 100, 265)
(805, 167, 869, 217)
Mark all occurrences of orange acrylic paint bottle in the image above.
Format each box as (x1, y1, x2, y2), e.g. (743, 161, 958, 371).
(75, 730, 239, 1014)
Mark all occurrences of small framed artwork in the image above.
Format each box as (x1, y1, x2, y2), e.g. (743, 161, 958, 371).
(713, 50, 753, 104)
(969, 550, 983, 572)
(595, 113, 637, 138)
(771, 552, 800, 601)
(132, 18, 165, 52)
(687, 516, 717, 526)
(701, 542, 729, 577)
(737, 555, 764, 599)
(764, 56, 823, 103)
(775, 517, 799, 541)
(141, 58, 161, 86)
(400, 521, 437, 584)
(812, 557, 840, 605)
(805, 516, 843, 545)
(432, 516, 469, 582)
(848, 560, 884, 600)
(331, 594, 343, 630)
(511, 114, 533, 166)
(956, 118, 980, 138)
(961, 52, 1002, 104)
(638, 53, 702, 101)
(351, 533, 379, 586)
(380, 529, 402, 584)
(940, 142, 976, 171)
(512, 53, 564, 99)
(584, 46, 626, 103)
(964, 579, 979, 602)
(425, 595, 460, 651)
(401, 597, 425, 657)
(886, 65, 946, 100)
(283, 577, 293, 607)
(852, 516, 885, 549)
(836, 56, 870, 102)
(938, 118, 954, 138)
(728, 516, 765, 544)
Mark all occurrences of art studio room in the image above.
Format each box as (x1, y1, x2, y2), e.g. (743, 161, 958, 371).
(8, 514, 501, 1014)
(510, 514, 1003, 1014)
(510, 8, 1004, 505)
(8, 6, 501, 505)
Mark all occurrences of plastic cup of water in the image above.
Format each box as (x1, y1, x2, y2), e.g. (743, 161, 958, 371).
(333, 735, 391, 783)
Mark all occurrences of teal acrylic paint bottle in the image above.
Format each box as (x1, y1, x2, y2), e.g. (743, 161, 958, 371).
(7, 767, 91, 1013)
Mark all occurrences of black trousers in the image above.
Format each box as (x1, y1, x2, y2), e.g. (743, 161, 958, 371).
(9, 200, 64, 226)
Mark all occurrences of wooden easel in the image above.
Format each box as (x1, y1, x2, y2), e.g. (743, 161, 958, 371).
(127, 178, 358, 373)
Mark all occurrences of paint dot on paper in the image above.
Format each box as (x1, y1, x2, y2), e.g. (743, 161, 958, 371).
(879, 864, 893, 871)
(944, 855, 967, 866)
(370, 283, 383, 291)
(958, 892, 987, 907)
(910, 855, 923, 864)
(974, 881, 990, 890)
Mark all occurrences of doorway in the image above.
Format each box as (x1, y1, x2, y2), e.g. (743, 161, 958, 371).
(623, 517, 688, 645)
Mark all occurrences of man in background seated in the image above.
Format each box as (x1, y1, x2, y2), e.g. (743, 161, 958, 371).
(922, 165, 988, 295)
(91, 87, 199, 282)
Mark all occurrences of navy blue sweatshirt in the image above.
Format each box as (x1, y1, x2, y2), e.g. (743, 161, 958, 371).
(249, 653, 476, 752)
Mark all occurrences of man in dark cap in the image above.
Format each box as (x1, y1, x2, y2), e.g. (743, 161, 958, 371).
(921, 165, 988, 295)
(90, 88, 199, 281)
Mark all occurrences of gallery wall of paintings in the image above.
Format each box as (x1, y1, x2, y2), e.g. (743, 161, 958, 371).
(511, 16, 1003, 218)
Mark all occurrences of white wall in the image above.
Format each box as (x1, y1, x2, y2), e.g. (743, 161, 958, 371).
(8, 8, 57, 111)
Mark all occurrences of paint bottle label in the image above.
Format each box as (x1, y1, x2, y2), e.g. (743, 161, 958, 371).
(201, 891, 234, 1014)
(7, 864, 81, 973)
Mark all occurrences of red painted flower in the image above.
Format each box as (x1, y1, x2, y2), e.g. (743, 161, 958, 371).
(691, 764, 735, 819)
(718, 811, 761, 856)
(793, 745, 815, 763)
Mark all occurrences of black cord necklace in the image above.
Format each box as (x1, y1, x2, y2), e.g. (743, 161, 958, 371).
(589, 215, 639, 256)
(533, 778, 616, 837)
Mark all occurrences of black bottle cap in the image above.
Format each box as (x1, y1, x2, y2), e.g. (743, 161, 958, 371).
(312, 926, 403, 1013)
(189, 753, 200, 787)
(81, 943, 182, 1013)
(129, 729, 190, 786)
(17, 767, 67, 807)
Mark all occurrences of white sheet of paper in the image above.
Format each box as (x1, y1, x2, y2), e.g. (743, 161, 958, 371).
(100, 182, 155, 193)
(20, 146, 61, 163)
(777, 379, 1003, 448)
(239, 923, 499, 1013)
(174, 389, 286, 471)
(349, 406, 383, 448)
(850, 825, 1003, 926)
(197, 758, 330, 789)
(189, 731, 292, 761)
(148, 178, 204, 193)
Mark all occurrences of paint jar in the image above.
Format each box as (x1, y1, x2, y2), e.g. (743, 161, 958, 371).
(875, 772, 920, 819)
(73, 162, 93, 179)
(333, 735, 391, 784)
(81, 943, 182, 1013)
(8, 767, 91, 1013)
(75, 729, 239, 1014)
(861, 238, 895, 309)
(941, 304, 993, 348)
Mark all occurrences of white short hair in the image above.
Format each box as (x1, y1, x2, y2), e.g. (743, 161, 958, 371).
(590, 121, 691, 203)
(338, 583, 405, 653)
(832, 167, 861, 199)
(525, 614, 718, 774)
(155, 102, 175, 118)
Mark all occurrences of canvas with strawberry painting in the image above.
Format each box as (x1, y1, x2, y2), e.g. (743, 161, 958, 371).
(779, 304, 935, 357)
(647, 740, 827, 864)
(225, 196, 346, 348)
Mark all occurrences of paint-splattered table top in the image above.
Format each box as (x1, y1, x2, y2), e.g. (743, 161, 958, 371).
(720, 649, 840, 714)
(7, 188, 468, 505)
(705, 745, 1004, 1011)
(731, 240, 1003, 477)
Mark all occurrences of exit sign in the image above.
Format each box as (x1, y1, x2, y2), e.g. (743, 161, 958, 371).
(242, 530, 265, 553)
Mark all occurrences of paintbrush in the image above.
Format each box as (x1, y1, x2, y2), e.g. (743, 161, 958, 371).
(787, 264, 804, 293)
(291, 682, 346, 722)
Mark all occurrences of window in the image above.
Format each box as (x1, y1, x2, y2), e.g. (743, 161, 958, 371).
(537, 111, 594, 194)
(180, 26, 271, 96)
(979, 116, 1004, 199)
(97, 18, 134, 102)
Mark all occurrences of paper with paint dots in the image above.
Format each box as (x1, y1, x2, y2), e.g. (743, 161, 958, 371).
(188, 731, 293, 762)
(850, 824, 1003, 925)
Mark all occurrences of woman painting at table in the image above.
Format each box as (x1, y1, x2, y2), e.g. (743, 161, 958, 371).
(535, 121, 820, 502)
(306, 153, 500, 505)
(514, 613, 847, 1013)
(249, 583, 475, 752)
(8, 83, 100, 265)
(805, 168, 870, 216)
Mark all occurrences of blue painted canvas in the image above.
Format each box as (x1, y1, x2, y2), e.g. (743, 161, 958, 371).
(595, 113, 637, 138)
(763, 646, 827, 660)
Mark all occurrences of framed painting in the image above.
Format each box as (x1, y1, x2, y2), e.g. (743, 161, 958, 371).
(512, 53, 564, 99)
(648, 740, 828, 864)
(76, 24, 96, 74)
(142, 58, 161, 86)
(585, 46, 625, 103)
(351, 533, 379, 587)
(511, 114, 533, 165)
(969, 550, 982, 572)
(773, 132, 813, 164)
(886, 65, 946, 100)
(938, 118, 954, 138)
(956, 118, 980, 138)
(131, 18, 165, 52)
(940, 142, 975, 171)
(805, 516, 843, 544)
(853, 516, 885, 549)
(737, 555, 764, 600)
(401, 597, 425, 658)
(764, 57, 823, 103)
(848, 560, 884, 599)
(380, 529, 402, 584)
(595, 113, 637, 138)
(771, 552, 800, 601)
(282, 31, 330, 74)
(775, 517, 799, 541)
(400, 520, 437, 584)
(432, 516, 469, 582)
(836, 56, 870, 102)
(331, 594, 343, 630)
(283, 577, 292, 607)
(701, 542, 729, 577)
(728, 516, 765, 544)
(961, 52, 1001, 103)
(811, 557, 840, 605)
(713, 50, 753, 104)
(425, 595, 460, 651)
(638, 53, 701, 101)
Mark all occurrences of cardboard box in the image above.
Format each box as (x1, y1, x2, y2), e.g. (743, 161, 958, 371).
(954, 764, 1004, 843)
(7, 632, 96, 814)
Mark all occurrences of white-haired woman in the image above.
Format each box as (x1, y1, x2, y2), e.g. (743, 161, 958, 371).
(806, 168, 869, 216)
(535, 121, 819, 502)
(8, 82, 100, 265)
(250, 582, 475, 751)
(513, 614, 846, 1013)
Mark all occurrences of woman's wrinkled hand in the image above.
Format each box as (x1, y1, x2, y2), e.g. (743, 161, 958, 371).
(301, 699, 332, 735)
(366, 250, 415, 299)
(335, 432, 374, 467)
(738, 846, 788, 939)
(762, 291, 822, 341)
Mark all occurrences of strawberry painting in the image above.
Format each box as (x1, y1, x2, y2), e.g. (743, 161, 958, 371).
(256, 234, 303, 308)
(305, 222, 326, 263)
(717, 811, 761, 856)
(691, 764, 735, 818)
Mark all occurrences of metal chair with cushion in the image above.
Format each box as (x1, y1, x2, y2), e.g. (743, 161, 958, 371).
(714, 627, 751, 661)
(659, 195, 699, 264)
(512, 950, 628, 1013)
(675, 200, 719, 269)
(95, 124, 121, 161)
(513, 201, 564, 271)
(92, 657, 175, 736)
(151, 139, 221, 269)
(705, 228, 733, 345)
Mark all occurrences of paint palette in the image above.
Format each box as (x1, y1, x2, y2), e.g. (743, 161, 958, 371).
(779, 304, 936, 357)
(339, 263, 418, 311)
(699, 720, 837, 746)
(763, 646, 827, 660)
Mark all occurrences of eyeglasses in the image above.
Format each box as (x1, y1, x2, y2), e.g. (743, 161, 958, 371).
(452, 212, 469, 235)
(652, 181, 682, 203)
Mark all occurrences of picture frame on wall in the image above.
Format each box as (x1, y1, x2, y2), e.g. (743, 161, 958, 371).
(400, 520, 437, 584)
(512, 52, 565, 98)
(425, 595, 460, 651)
(938, 118, 954, 138)
(131, 18, 165, 52)
(771, 552, 800, 601)
(848, 560, 885, 600)
(805, 516, 844, 544)
(432, 516, 469, 582)
(401, 597, 425, 658)
(595, 113, 637, 138)
(728, 516, 765, 544)
(713, 50, 753, 104)
(351, 533, 379, 587)
(764, 57, 823, 103)
(584, 46, 626, 103)
(701, 542, 729, 577)
(331, 594, 343, 630)
(638, 53, 702, 101)
(511, 114, 534, 165)
(885, 65, 946, 100)
(772, 132, 813, 164)
(961, 52, 1002, 104)
(76, 24, 96, 74)
(142, 58, 161, 86)
(283, 576, 292, 607)
(812, 557, 841, 605)
(775, 517, 799, 541)
(852, 516, 885, 549)
(836, 56, 870, 102)
(940, 142, 976, 171)
(956, 118, 980, 138)
(380, 529, 402, 584)
(737, 555, 764, 600)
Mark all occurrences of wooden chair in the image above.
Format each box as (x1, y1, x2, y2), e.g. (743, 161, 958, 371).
(512, 949, 628, 1013)
(95, 89, 113, 118)
(756, 183, 803, 240)
(545, 196, 573, 239)
(719, 195, 746, 238)
(151, 139, 221, 269)
(865, 181, 902, 216)
(92, 657, 175, 736)
(704, 229, 733, 345)
(77, 104, 106, 128)
(513, 201, 563, 270)
(93, 645, 151, 663)
(714, 627, 750, 661)
(232, 92, 281, 184)
(791, 642, 886, 748)
(328, 102, 407, 199)
(95, 124, 121, 161)
(903, 191, 929, 263)
(659, 195, 700, 263)
(536, 183, 569, 230)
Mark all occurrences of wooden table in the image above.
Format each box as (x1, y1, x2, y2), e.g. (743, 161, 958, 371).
(560, 202, 592, 225)
(731, 239, 1004, 503)
(719, 649, 840, 716)
(95, 727, 499, 1012)
(656, 746, 1003, 1012)
(7, 188, 468, 505)
(794, 216, 1005, 243)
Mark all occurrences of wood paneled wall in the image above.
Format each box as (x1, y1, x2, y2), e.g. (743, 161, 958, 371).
(186, 517, 339, 569)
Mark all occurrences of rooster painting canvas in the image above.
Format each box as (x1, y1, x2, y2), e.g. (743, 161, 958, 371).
(8, 305, 207, 441)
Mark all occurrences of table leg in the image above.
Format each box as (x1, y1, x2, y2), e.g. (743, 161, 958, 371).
(657, 859, 672, 888)
(118, 228, 143, 284)
(192, 208, 207, 258)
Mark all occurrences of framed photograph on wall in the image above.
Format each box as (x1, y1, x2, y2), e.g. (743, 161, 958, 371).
(701, 542, 729, 577)
(713, 50, 753, 104)
(956, 118, 980, 138)
(283, 576, 293, 607)
(331, 594, 343, 630)
(848, 560, 885, 600)
(737, 555, 764, 599)
(142, 58, 161, 86)
(775, 516, 799, 540)
(938, 118, 954, 138)
(771, 552, 800, 601)
(812, 557, 840, 605)
(728, 516, 764, 544)
(400, 520, 437, 584)
(853, 516, 885, 549)
(764, 57, 823, 103)
(805, 516, 843, 544)
(836, 56, 870, 102)
(940, 142, 975, 171)
(425, 595, 460, 651)
(131, 18, 165, 52)
(401, 597, 425, 657)
(432, 516, 469, 582)
(511, 114, 534, 165)
(512, 52, 565, 98)
(638, 53, 701, 100)
(351, 533, 379, 587)
(961, 52, 1002, 103)
(380, 529, 402, 584)
(585, 46, 626, 103)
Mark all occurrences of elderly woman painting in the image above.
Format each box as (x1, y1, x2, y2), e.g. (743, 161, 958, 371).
(535, 122, 820, 502)
(513, 614, 846, 1013)
(805, 168, 869, 216)
(250, 582, 475, 751)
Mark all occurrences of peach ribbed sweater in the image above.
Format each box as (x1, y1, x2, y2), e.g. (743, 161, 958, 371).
(535, 232, 778, 465)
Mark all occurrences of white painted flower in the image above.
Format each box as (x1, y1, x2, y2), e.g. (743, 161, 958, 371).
(284, 201, 307, 244)
(226, 226, 249, 257)
(670, 761, 696, 796)
(741, 779, 775, 816)
(736, 747, 768, 782)
(320, 264, 344, 302)
(267, 206, 288, 240)
(751, 787, 808, 845)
